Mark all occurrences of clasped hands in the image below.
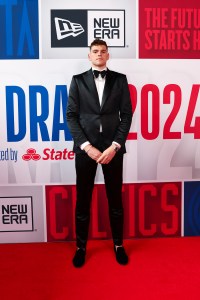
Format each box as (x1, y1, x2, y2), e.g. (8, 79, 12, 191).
(84, 144, 116, 164)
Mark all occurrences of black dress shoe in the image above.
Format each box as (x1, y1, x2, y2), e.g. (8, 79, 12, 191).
(114, 246, 128, 265)
(72, 248, 86, 268)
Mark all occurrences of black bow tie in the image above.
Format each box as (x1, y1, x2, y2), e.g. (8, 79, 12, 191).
(93, 70, 107, 79)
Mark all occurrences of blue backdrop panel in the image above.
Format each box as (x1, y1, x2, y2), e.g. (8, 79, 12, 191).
(184, 181, 200, 236)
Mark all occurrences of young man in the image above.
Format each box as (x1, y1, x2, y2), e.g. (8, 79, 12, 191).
(67, 39, 132, 267)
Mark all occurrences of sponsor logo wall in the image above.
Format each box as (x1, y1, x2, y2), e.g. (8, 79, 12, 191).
(0, 0, 199, 243)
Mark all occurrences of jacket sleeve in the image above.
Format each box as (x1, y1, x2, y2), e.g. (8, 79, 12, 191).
(66, 76, 88, 147)
(113, 75, 133, 146)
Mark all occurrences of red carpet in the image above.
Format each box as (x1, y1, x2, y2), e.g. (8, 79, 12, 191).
(0, 237, 200, 300)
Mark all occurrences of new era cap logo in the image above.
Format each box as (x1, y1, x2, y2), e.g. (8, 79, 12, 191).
(51, 10, 125, 48)
(0, 196, 33, 232)
(55, 17, 84, 40)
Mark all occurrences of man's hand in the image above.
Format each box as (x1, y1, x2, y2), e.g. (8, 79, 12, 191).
(84, 145, 102, 161)
(96, 145, 116, 164)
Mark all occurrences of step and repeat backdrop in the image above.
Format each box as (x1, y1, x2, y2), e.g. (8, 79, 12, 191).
(0, 0, 200, 243)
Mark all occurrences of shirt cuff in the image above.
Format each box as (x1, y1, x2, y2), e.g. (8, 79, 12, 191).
(80, 141, 91, 150)
(112, 141, 121, 149)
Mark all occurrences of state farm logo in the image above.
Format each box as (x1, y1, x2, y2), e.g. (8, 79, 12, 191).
(0, 196, 33, 232)
(51, 9, 125, 47)
(22, 148, 74, 161)
(22, 148, 41, 161)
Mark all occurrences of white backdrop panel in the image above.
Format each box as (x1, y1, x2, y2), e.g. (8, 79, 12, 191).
(0, 59, 200, 184)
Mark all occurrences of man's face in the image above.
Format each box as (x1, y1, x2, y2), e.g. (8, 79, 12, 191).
(88, 45, 109, 69)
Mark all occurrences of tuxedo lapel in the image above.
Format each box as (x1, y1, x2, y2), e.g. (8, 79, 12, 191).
(101, 69, 116, 109)
(84, 69, 100, 108)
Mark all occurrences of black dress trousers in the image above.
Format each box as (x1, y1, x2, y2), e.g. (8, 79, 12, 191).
(75, 152, 124, 248)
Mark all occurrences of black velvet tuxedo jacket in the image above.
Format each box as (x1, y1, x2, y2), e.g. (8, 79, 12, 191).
(66, 68, 132, 154)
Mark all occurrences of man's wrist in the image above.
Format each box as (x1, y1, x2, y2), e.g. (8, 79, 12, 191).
(112, 142, 121, 152)
(84, 144, 93, 153)
(111, 144, 120, 152)
(80, 141, 90, 150)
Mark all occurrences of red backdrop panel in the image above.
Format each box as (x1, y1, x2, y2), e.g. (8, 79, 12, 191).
(45, 182, 182, 242)
(139, 0, 200, 58)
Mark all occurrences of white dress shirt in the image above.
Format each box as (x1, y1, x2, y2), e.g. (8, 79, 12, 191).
(93, 68, 106, 107)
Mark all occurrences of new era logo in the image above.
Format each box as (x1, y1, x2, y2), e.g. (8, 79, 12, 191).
(54, 17, 84, 40)
(51, 10, 125, 48)
(0, 196, 34, 232)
